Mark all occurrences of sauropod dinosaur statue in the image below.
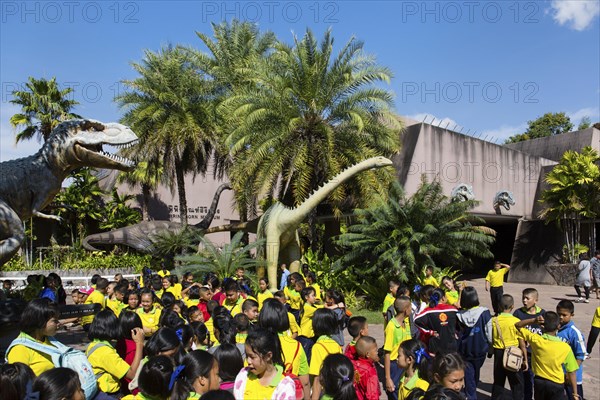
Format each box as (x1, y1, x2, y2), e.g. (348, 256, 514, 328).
(205, 156, 394, 290)
(82, 183, 232, 252)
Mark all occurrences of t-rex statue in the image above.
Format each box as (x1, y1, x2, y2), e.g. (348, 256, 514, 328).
(493, 190, 515, 214)
(82, 183, 231, 252)
(0, 119, 138, 267)
(205, 156, 394, 290)
(451, 183, 475, 202)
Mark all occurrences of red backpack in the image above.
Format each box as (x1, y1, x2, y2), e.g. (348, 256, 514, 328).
(283, 341, 305, 399)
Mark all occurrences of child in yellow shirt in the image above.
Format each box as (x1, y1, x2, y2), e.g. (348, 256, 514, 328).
(423, 266, 439, 287)
(485, 261, 510, 315)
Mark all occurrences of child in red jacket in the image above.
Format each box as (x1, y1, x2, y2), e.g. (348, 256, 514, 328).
(352, 336, 381, 400)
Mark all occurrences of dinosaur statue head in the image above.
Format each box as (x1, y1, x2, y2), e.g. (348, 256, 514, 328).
(451, 183, 475, 202)
(42, 119, 138, 172)
(371, 156, 394, 168)
(493, 190, 516, 211)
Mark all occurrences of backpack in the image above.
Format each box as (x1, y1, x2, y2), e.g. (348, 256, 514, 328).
(6, 336, 98, 399)
(282, 371, 304, 400)
(283, 341, 305, 399)
(458, 309, 491, 360)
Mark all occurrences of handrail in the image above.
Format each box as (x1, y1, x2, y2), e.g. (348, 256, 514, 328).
(0, 274, 141, 290)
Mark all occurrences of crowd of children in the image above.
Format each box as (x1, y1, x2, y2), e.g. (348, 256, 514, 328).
(1, 259, 599, 400)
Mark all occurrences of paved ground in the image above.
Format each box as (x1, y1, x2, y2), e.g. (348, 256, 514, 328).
(54, 278, 600, 399)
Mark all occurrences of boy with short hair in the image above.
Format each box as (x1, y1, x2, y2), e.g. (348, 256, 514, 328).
(242, 298, 259, 323)
(515, 311, 579, 400)
(422, 266, 439, 287)
(81, 277, 109, 330)
(556, 300, 587, 400)
(345, 316, 369, 360)
(513, 288, 545, 400)
(234, 267, 245, 281)
(223, 279, 244, 316)
(384, 296, 412, 400)
(485, 261, 510, 315)
(382, 279, 401, 321)
(352, 336, 381, 400)
(107, 284, 128, 317)
(491, 294, 527, 400)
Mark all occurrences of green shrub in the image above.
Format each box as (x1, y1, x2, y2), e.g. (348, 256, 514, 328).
(3, 252, 152, 272)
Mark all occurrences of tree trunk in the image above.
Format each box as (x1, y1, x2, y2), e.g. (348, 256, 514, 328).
(142, 183, 151, 221)
(175, 159, 188, 225)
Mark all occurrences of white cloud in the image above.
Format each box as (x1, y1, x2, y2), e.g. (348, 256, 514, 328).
(567, 107, 599, 125)
(0, 103, 42, 162)
(550, 0, 600, 31)
(481, 123, 528, 143)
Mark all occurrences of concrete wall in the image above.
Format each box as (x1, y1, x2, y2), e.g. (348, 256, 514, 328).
(393, 123, 557, 219)
(505, 127, 599, 162)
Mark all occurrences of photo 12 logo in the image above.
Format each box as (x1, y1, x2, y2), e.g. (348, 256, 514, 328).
(400, 1, 540, 24)
(2, 81, 127, 104)
(1, 1, 140, 24)
(400, 81, 539, 104)
(200, 1, 340, 23)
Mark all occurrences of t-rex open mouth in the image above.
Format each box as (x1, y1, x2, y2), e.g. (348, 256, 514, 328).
(75, 140, 139, 168)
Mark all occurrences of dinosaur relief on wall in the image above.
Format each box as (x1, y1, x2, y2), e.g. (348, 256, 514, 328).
(494, 190, 515, 214)
(451, 183, 475, 202)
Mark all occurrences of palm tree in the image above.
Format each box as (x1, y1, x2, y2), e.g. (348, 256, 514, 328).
(335, 178, 496, 283)
(116, 46, 219, 225)
(192, 20, 277, 223)
(539, 146, 600, 262)
(10, 77, 80, 143)
(100, 189, 142, 231)
(220, 29, 401, 219)
(175, 231, 265, 282)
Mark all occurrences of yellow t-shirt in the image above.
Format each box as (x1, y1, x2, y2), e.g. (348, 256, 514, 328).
(6, 333, 54, 376)
(106, 298, 126, 317)
(81, 289, 107, 326)
(398, 371, 430, 400)
(224, 296, 244, 316)
(309, 336, 341, 376)
(205, 317, 219, 345)
(287, 312, 299, 337)
(86, 340, 130, 394)
(383, 317, 411, 360)
(136, 307, 162, 336)
(284, 287, 302, 311)
(445, 290, 460, 306)
(592, 306, 600, 328)
(172, 283, 182, 299)
(486, 268, 509, 287)
(157, 270, 170, 277)
(382, 293, 395, 314)
(492, 314, 523, 349)
(519, 329, 579, 384)
(300, 303, 322, 338)
(185, 298, 200, 308)
(243, 364, 286, 400)
(257, 290, 274, 310)
(310, 283, 323, 301)
(279, 334, 309, 375)
(423, 276, 439, 287)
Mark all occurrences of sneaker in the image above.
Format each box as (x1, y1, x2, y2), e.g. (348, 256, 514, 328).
(584, 299, 590, 303)
(577, 298, 584, 303)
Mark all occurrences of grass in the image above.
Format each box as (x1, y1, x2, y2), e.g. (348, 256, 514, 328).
(349, 306, 384, 325)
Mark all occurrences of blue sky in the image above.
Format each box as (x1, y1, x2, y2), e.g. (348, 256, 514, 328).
(1, 0, 599, 161)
